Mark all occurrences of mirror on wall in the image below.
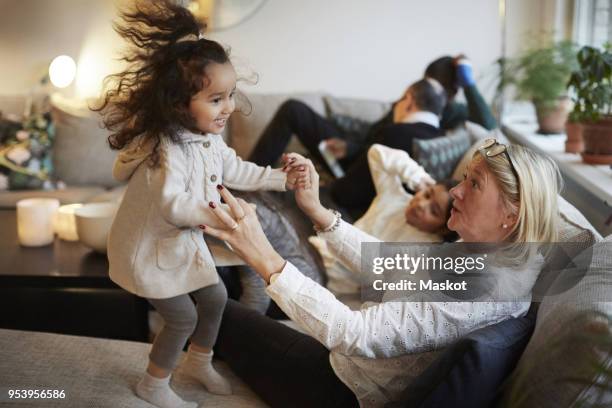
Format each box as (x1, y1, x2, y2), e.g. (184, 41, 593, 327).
(185, 0, 267, 32)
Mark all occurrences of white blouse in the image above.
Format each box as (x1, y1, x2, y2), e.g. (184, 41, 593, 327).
(310, 144, 441, 295)
(266, 219, 543, 407)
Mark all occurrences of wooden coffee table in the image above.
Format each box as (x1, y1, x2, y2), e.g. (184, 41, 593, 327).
(0, 209, 149, 341)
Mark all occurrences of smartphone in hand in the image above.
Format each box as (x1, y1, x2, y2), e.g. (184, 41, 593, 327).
(318, 141, 345, 178)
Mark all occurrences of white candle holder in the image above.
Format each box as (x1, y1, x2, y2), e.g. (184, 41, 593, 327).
(53, 203, 83, 241)
(16, 198, 60, 247)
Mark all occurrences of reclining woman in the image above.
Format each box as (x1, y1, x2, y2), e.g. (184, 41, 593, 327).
(201, 139, 561, 407)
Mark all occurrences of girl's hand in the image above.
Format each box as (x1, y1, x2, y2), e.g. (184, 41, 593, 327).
(282, 153, 310, 190)
(200, 186, 285, 283)
(415, 174, 436, 192)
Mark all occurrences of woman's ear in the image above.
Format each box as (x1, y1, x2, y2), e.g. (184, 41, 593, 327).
(504, 211, 518, 230)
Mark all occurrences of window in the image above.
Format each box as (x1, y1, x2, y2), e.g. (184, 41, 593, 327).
(574, 0, 612, 46)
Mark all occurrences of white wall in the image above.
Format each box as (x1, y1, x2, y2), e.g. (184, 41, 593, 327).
(209, 0, 502, 101)
(0, 0, 119, 98)
(0, 0, 543, 102)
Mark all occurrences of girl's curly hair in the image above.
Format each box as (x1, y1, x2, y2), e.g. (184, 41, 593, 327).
(92, 0, 230, 166)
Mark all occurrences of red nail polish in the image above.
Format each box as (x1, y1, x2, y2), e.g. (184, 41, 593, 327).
(198, 225, 206, 229)
(209, 202, 216, 209)
(216, 184, 223, 190)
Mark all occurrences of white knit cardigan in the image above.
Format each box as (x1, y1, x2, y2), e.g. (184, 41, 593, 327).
(107, 130, 286, 299)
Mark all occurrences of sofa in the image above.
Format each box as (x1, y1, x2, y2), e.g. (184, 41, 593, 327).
(1, 91, 611, 407)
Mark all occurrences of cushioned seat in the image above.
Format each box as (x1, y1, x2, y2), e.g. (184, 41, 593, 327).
(0, 328, 268, 407)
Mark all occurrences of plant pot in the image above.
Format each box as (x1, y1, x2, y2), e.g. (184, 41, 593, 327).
(565, 121, 584, 153)
(534, 97, 572, 134)
(581, 117, 612, 164)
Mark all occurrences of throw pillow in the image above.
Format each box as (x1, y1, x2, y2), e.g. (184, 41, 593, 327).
(0, 112, 56, 190)
(50, 96, 119, 188)
(387, 315, 535, 408)
(412, 130, 472, 182)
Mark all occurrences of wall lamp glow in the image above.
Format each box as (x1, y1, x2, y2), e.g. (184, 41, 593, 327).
(48, 55, 77, 88)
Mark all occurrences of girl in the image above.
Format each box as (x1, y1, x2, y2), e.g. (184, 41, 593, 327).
(310, 144, 458, 295)
(95, 2, 305, 407)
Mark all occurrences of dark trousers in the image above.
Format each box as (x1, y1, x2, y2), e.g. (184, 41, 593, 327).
(215, 299, 358, 408)
(249, 99, 346, 170)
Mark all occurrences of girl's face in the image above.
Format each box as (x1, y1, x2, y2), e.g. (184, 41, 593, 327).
(405, 184, 451, 233)
(447, 156, 517, 242)
(189, 62, 237, 134)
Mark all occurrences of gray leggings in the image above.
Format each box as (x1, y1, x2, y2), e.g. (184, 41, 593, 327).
(147, 281, 228, 370)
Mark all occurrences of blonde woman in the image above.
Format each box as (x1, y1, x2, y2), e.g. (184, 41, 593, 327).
(201, 139, 561, 408)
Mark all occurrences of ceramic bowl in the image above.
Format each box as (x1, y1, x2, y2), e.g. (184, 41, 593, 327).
(74, 202, 118, 253)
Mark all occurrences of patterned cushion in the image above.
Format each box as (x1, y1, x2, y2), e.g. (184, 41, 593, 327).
(412, 130, 472, 181)
(329, 113, 371, 136)
(0, 112, 56, 190)
(328, 113, 372, 147)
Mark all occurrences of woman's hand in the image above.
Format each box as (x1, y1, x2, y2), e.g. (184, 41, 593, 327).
(199, 186, 286, 283)
(282, 153, 309, 191)
(283, 154, 337, 231)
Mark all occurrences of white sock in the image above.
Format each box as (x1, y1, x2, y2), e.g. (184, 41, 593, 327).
(135, 372, 198, 408)
(183, 349, 232, 395)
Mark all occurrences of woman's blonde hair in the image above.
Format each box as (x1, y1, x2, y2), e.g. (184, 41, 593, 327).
(475, 144, 562, 244)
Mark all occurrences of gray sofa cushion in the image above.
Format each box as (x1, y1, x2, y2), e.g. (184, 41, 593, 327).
(50, 96, 118, 188)
(505, 235, 612, 407)
(558, 195, 603, 245)
(0, 328, 267, 407)
(324, 95, 390, 122)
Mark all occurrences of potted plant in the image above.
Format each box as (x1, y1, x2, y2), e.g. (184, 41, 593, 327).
(565, 111, 584, 153)
(498, 40, 577, 134)
(567, 44, 612, 164)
